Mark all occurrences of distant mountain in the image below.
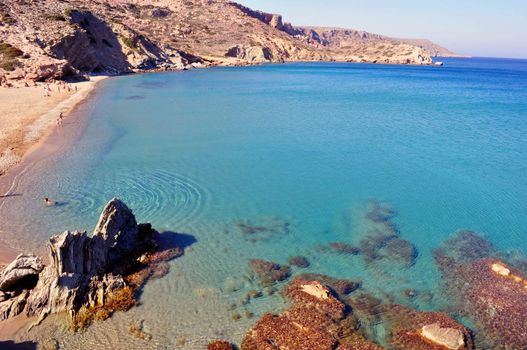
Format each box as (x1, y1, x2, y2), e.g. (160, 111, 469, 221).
(0, 0, 457, 85)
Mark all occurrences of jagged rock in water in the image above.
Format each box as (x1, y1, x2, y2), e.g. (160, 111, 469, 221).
(0, 254, 43, 292)
(0, 198, 181, 327)
(93, 198, 140, 269)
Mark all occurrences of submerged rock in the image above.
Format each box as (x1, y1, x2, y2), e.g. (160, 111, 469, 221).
(242, 276, 382, 350)
(356, 201, 418, 267)
(0, 198, 184, 328)
(287, 255, 310, 268)
(381, 237, 418, 267)
(316, 242, 361, 255)
(297, 273, 360, 296)
(380, 304, 473, 350)
(242, 277, 346, 350)
(236, 217, 290, 242)
(433, 230, 494, 265)
(248, 259, 291, 286)
(438, 258, 527, 349)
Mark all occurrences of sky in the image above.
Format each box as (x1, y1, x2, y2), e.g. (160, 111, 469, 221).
(236, 0, 527, 58)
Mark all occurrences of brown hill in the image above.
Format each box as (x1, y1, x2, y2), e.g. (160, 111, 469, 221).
(0, 0, 453, 85)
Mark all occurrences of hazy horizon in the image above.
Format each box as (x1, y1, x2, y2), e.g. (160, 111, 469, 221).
(237, 0, 527, 59)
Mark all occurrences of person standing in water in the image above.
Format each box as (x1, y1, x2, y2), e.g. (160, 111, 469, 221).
(44, 197, 55, 206)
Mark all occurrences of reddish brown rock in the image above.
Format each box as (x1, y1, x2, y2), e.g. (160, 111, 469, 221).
(287, 255, 310, 268)
(242, 277, 348, 350)
(316, 242, 361, 255)
(241, 312, 337, 350)
(207, 340, 234, 350)
(248, 259, 291, 286)
(438, 258, 527, 349)
(381, 304, 473, 350)
(283, 278, 347, 319)
(297, 273, 360, 296)
(433, 230, 494, 265)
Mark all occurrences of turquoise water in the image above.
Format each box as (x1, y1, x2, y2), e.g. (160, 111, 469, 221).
(1, 57, 527, 348)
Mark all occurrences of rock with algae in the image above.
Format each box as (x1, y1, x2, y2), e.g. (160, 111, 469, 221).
(435, 230, 527, 349)
(380, 304, 473, 350)
(241, 277, 380, 350)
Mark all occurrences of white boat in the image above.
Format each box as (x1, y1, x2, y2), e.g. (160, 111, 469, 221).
(434, 61, 444, 66)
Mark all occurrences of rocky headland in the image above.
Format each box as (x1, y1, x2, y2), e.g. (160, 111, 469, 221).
(0, 0, 460, 86)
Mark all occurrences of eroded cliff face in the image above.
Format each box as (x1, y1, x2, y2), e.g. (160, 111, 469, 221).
(0, 0, 449, 85)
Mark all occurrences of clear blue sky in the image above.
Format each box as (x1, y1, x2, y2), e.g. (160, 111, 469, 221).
(237, 0, 527, 58)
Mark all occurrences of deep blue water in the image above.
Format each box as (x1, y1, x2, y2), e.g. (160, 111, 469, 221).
(1, 57, 526, 348)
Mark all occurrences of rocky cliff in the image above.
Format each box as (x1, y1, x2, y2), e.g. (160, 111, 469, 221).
(0, 0, 454, 85)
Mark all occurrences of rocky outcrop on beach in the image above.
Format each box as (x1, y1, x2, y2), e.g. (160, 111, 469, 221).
(0, 0, 455, 85)
(0, 198, 183, 328)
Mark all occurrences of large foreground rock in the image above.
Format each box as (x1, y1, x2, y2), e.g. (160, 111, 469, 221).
(0, 198, 182, 327)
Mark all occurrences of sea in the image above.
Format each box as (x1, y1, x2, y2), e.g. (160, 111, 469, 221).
(1, 57, 526, 349)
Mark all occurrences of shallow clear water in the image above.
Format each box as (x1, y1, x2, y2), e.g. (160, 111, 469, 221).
(1, 57, 527, 348)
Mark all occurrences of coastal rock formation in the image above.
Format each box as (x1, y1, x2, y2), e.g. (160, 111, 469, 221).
(0, 0, 454, 85)
(0, 254, 43, 292)
(0, 198, 183, 328)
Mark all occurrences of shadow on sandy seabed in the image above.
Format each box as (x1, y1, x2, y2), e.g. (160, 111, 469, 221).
(157, 231, 197, 252)
(0, 341, 37, 350)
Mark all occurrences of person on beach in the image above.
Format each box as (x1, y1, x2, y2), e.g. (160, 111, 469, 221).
(57, 112, 64, 127)
(44, 197, 55, 206)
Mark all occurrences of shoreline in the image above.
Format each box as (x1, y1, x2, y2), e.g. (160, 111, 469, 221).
(0, 76, 107, 262)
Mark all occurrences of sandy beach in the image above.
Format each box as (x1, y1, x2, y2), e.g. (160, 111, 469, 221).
(0, 76, 107, 177)
(0, 76, 107, 264)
